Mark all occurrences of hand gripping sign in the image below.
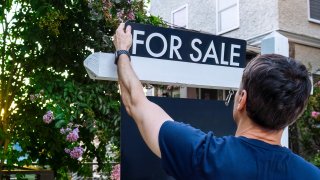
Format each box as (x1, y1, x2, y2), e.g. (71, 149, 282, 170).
(84, 22, 246, 90)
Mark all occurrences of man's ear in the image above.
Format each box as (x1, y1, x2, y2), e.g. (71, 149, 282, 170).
(237, 90, 247, 111)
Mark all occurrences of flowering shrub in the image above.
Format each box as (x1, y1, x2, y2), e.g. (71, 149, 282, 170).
(110, 164, 120, 180)
(42, 111, 84, 160)
(296, 80, 320, 167)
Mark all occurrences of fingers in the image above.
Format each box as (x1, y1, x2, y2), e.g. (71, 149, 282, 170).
(125, 25, 132, 34)
(117, 23, 132, 34)
(118, 23, 125, 32)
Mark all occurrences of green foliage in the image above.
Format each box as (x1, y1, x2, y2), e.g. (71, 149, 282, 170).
(297, 82, 320, 167)
(39, 9, 67, 36)
(1, 0, 166, 178)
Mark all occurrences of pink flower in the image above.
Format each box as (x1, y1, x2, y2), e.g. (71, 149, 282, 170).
(69, 146, 84, 159)
(311, 111, 320, 119)
(127, 10, 135, 20)
(66, 128, 79, 142)
(64, 148, 70, 153)
(73, 127, 79, 133)
(110, 164, 120, 180)
(117, 9, 124, 21)
(43, 111, 54, 124)
(60, 128, 66, 134)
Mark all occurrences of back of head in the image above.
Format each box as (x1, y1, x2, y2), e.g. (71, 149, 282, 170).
(241, 54, 311, 130)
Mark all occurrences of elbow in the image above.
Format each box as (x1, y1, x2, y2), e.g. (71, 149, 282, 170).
(124, 104, 133, 117)
(120, 86, 147, 118)
(121, 96, 133, 117)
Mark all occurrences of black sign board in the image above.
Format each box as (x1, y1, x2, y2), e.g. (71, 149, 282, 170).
(121, 97, 236, 179)
(128, 22, 247, 68)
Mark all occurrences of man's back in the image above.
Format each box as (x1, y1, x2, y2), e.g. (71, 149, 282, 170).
(159, 121, 320, 180)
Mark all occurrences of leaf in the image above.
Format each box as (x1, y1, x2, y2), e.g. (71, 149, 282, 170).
(55, 120, 66, 128)
(78, 103, 88, 108)
(54, 113, 64, 120)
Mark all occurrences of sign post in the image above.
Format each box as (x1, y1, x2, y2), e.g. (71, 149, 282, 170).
(261, 31, 289, 148)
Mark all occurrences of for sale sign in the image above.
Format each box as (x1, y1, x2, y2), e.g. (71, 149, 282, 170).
(130, 22, 246, 68)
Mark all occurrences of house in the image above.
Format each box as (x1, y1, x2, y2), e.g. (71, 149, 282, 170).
(149, 0, 320, 100)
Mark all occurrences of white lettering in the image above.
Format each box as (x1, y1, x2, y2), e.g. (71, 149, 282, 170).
(220, 43, 228, 65)
(146, 33, 167, 58)
(190, 39, 202, 62)
(202, 41, 219, 64)
(132, 30, 145, 55)
(169, 35, 182, 59)
(230, 44, 240, 66)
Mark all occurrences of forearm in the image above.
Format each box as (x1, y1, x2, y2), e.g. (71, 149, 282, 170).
(114, 23, 172, 158)
(117, 55, 162, 157)
(117, 54, 146, 117)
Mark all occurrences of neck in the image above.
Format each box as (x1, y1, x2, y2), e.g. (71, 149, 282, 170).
(235, 117, 283, 146)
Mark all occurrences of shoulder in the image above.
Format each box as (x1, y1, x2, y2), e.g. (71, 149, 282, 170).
(288, 153, 320, 177)
(159, 121, 237, 147)
(159, 121, 240, 178)
(159, 121, 208, 141)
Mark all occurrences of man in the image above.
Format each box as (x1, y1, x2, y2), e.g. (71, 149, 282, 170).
(113, 23, 320, 179)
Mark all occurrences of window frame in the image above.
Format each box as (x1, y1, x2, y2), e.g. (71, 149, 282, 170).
(171, 4, 189, 28)
(308, 0, 320, 24)
(215, 0, 240, 35)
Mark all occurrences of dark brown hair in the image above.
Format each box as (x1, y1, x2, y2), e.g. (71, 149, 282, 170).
(241, 54, 311, 130)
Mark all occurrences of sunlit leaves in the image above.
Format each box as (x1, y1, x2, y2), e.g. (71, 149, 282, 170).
(39, 9, 67, 36)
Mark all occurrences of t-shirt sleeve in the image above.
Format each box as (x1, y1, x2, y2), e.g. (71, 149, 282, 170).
(158, 121, 214, 179)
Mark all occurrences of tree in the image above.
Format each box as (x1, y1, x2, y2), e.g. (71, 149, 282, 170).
(0, 0, 165, 178)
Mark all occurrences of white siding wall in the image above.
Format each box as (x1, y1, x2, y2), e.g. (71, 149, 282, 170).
(278, 0, 320, 39)
(295, 44, 320, 73)
(150, 0, 217, 33)
(222, 0, 279, 40)
(150, 0, 278, 40)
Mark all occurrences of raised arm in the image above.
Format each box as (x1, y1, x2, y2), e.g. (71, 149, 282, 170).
(113, 23, 173, 158)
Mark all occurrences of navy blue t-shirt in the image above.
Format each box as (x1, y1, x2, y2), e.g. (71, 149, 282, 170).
(159, 121, 320, 180)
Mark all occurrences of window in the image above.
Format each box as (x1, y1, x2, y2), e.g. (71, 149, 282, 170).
(171, 4, 188, 28)
(216, 0, 239, 34)
(308, 0, 320, 24)
(195, 88, 226, 101)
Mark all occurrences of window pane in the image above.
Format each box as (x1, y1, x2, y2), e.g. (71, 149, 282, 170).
(219, 6, 238, 32)
(218, 0, 237, 10)
(173, 7, 187, 27)
(310, 0, 320, 21)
